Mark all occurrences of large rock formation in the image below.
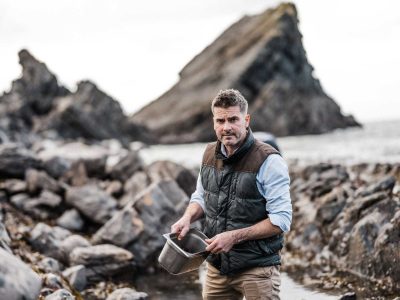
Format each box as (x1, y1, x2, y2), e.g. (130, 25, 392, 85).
(0, 50, 154, 146)
(132, 3, 360, 143)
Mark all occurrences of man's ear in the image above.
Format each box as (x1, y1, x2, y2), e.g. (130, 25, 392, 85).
(245, 114, 250, 127)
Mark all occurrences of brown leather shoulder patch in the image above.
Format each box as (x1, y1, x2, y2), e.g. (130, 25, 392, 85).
(234, 140, 280, 173)
(202, 142, 217, 167)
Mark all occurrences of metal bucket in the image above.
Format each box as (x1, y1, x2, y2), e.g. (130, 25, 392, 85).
(158, 228, 209, 275)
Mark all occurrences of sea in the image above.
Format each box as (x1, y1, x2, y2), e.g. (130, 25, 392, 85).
(137, 120, 399, 299)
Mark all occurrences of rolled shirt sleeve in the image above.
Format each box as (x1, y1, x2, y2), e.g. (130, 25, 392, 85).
(256, 154, 292, 232)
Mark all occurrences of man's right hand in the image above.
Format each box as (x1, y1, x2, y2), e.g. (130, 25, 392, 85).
(171, 215, 191, 240)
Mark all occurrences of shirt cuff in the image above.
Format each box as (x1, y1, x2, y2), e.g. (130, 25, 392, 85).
(269, 213, 291, 233)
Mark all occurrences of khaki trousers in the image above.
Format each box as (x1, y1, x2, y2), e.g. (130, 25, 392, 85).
(203, 263, 281, 300)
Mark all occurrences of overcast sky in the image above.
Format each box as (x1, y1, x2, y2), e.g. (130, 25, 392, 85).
(1, 0, 399, 123)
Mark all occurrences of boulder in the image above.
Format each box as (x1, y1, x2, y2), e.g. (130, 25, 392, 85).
(59, 234, 91, 263)
(107, 288, 148, 300)
(146, 160, 197, 196)
(92, 206, 143, 247)
(38, 80, 154, 144)
(44, 289, 74, 300)
(108, 151, 144, 182)
(56, 209, 85, 232)
(128, 180, 188, 265)
(121, 171, 150, 207)
(69, 244, 134, 281)
(0, 144, 41, 178)
(132, 3, 360, 143)
(62, 265, 87, 291)
(25, 168, 61, 194)
(0, 179, 27, 194)
(65, 185, 118, 224)
(0, 247, 42, 300)
(37, 257, 61, 273)
(29, 222, 72, 261)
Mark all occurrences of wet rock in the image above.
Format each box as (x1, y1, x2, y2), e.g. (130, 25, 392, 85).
(0, 247, 42, 300)
(26, 168, 61, 194)
(108, 151, 144, 182)
(357, 175, 396, 197)
(146, 160, 197, 196)
(56, 209, 85, 232)
(107, 287, 148, 300)
(44, 289, 74, 300)
(0, 144, 41, 178)
(69, 244, 134, 281)
(62, 265, 87, 291)
(29, 223, 72, 260)
(38, 257, 61, 273)
(66, 185, 118, 224)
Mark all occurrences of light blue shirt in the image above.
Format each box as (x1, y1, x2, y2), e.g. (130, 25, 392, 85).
(190, 150, 292, 232)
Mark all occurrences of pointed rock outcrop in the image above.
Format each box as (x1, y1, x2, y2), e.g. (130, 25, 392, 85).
(132, 3, 360, 143)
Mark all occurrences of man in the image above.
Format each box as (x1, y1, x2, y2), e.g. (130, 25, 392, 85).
(171, 89, 292, 300)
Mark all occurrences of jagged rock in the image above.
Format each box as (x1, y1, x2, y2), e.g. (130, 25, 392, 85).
(127, 180, 188, 265)
(107, 288, 148, 300)
(0, 221, 12, 252)
(132, 3, 360, 143)
(56, 209, 85, 232)
(146, 160, 197, 196)
(285, 162, 400, 296)
(29, 223, 72, 261)
(11, 190, 62, 219)
(0, 144, 41, 178)
(39, 80, 154, 144)
(62, 265, 87, 291)
(42, 156, 72, 179)
(44, 289, 74, 300)
(0, 247, 42, 300)
(65, 185, 118, 224)
(0, 179, 27, 194)
(93, 180, 188, 265)
(92, 206, 143, 247)
(59, 235, 91, 263)
(25, 168, 61, 194)
(121, 171, 150, 207)
(108, 151, 144, 182)
(104, 180, 123, 197)
(38, 257, 61, 273)
(69, 244, 134, 281)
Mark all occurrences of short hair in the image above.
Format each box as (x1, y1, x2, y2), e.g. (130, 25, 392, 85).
(211, 89, 248, 114)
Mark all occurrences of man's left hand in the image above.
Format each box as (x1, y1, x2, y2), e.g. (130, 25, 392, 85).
(205, 231, 236, 254)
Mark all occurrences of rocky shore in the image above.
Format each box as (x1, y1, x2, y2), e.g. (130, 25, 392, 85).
(0, 140, 196, 299)
(284, 162, 400, 299)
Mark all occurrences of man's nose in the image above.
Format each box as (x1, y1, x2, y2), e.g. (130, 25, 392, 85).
(223, 121, 231, 131)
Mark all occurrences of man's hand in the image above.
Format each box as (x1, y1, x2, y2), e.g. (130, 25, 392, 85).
(171, 202, 204, 240)
(171, 215, 191, 240)
(205, 231, 236, 254)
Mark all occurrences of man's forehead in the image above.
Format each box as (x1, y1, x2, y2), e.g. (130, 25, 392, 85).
(213, 106, 243, 117)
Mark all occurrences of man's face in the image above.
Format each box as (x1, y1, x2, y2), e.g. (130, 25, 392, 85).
(213, 106, 250, 151)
